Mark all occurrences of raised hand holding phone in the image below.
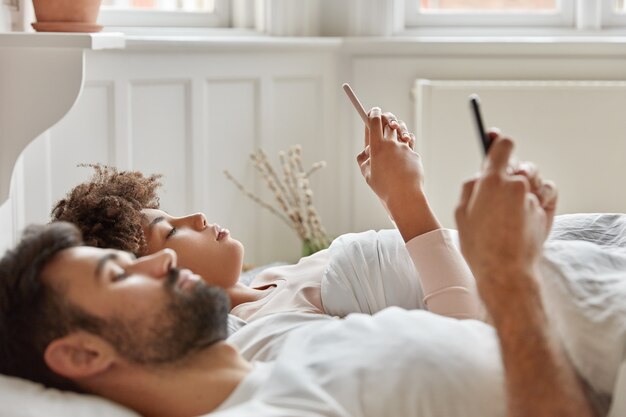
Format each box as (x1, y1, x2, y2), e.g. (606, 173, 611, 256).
(466, 97, 559, 238)
(342, 83, 414, 149)
(345, 84, 439, 241)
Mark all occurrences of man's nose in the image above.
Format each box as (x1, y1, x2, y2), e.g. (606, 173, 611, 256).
(131, 248, 178, 279)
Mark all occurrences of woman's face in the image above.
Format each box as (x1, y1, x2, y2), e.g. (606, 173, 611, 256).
(141, 209, 244, 289)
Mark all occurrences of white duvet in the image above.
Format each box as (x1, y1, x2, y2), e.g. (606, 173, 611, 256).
(225, 214, 626, 417)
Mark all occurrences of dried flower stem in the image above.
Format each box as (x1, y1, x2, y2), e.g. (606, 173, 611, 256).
(305, 161, 326, 178)
(279, 151, 301, 218)
(224, 145, 330, 254)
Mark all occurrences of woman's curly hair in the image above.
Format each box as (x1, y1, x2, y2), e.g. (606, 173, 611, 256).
(50, 164, 162, 255)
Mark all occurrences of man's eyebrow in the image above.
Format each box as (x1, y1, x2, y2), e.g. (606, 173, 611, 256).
(95, 253, 119, 279)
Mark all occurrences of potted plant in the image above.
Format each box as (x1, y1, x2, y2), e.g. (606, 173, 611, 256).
(32, 0, 103, 32)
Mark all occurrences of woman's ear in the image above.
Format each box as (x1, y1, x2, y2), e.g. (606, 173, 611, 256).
(44, 331, 115, 380)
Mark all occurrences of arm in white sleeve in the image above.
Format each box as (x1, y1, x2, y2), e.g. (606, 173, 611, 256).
(405, 229, 484, 320)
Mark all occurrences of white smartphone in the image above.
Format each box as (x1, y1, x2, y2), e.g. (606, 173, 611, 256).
(342, 83, 369, 126)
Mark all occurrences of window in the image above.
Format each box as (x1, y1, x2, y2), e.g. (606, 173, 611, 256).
(99, 0, 230, 27)
(602, 0, 626, 27)
(405, 0, 575, 28)
(95, 0, 626, 34)
(420, 0, 558, 12)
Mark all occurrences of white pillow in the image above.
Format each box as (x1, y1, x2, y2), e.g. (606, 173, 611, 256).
(0, 373, 139, 417)
(550, 213, 626, 247)
(540, 240, 626, 399)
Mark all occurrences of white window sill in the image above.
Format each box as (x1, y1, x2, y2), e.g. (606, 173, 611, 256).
(102, 26, 260, 37)
(94, 28, 626, 57)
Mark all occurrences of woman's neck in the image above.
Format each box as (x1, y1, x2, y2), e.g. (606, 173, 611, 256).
(227, 282, 273, 308)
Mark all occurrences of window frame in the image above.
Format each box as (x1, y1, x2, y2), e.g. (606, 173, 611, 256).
(404, 0, 576, 29)
(98, 0, 230, 28)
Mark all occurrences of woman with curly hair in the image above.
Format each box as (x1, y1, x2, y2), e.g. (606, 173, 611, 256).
(51, 112, 485, 323)
(51, 164, 162, 255)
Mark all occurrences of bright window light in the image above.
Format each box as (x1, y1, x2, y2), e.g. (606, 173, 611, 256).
(98, 0, 227, 27)
(419, 0, 557, 12)
(406, 0, 574, 28)
(101, 0, 216, 12)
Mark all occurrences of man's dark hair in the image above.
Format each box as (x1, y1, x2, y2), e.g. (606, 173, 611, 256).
(0, 222, 91, 392)
(51, 164, 162, 255)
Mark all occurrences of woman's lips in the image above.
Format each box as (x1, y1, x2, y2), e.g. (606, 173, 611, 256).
(215, 225, 230, 241)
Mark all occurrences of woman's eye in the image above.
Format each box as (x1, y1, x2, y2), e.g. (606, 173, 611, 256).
(166, 227, 177, 239)
(112, 271, 128, 282)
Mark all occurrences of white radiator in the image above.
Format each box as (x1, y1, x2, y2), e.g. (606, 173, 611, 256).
(414, 80, 626, 228)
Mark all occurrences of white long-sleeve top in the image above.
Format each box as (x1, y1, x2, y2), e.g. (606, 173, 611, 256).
(230, 229, 483, 322)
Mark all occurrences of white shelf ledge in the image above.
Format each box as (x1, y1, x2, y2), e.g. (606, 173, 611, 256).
(0, 32, 125, 49)
(0, 32, 125, 207)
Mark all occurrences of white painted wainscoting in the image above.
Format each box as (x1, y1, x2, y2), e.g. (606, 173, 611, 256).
(6, 43, 342, 264)
(3, 39, 626, 264)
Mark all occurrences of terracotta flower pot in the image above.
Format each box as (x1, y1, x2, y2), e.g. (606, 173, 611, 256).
(32, 0, 103, 33)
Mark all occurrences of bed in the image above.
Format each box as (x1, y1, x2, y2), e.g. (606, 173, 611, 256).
(2, 213, 626, 417)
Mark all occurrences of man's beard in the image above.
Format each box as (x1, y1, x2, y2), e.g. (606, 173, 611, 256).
(80, 268, 231, 365)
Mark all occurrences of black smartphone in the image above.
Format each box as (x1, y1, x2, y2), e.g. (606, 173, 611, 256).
(469, 94, 491, 155)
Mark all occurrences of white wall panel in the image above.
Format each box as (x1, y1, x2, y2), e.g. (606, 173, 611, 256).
(0, 4, 11, 32)
(20, 133, 51, 225)
(130, 81, 191, 215)
(0, 198, 13, 251)
(415, 80, 626, 228)
(254, 77, 325, 263)
(17, 82, 115, 229)
(271, 77, 322, 153)
(205, 78, 261, 264)
(0, 158, 21, 251)
(48, 83, 114, 214)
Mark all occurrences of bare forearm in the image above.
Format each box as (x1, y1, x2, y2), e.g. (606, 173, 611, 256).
(485, 270, 595, 417)
(386, 188, 441, 242)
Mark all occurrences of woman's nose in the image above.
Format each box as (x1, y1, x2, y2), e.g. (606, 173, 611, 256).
(190, 212, 208, 230)
(131, 248, 178, 279)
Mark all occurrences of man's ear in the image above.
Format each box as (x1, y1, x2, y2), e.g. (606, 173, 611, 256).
(44, 332, 115, 379)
